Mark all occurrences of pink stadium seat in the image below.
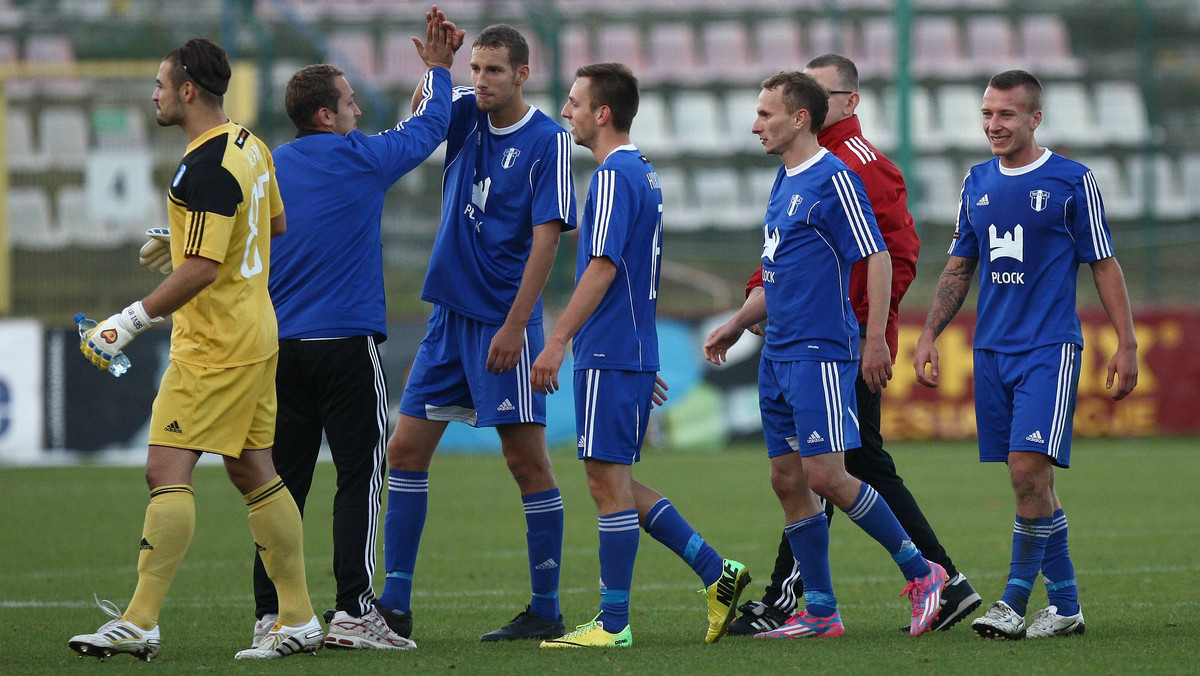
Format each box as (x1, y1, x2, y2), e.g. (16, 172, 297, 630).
(24, 34, 89, 98)
(965, 15, 1020, 75)
(1019, 15, 1082, 76)
(555, 25, 592, 85)
(701, 21, 757, 83)
(327, 30, 378, 80)
(913, 17, 969, 78)
(644, 22, 699, 86)
(595, 24, 645, 73)
(857, 18, 894, 78)
(753, 18, 804, 72)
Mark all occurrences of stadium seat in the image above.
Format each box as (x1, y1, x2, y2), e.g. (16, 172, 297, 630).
(327, 30, 378, 81)
(24, 33, 89, 98)
(1078, 155, 1136, 220)
(936, 84, 985, 150)
(381, 28, 434, 87)
(692, 167, 743, 229)
(1127, 155, 1190, 220)
(644, 22, 700, 86)
(6, 107, 46, 171)
(965, 15, 1020, 76)
(0, 0, 20, 27)
(745, 164, 779, 209)
(1094, 81, 1149, 146)
(912, 156, 966, 224)
(882, 85, 937, 151)
(1182, 153, 1200, 216)
(857, 18, 894, 78)
(1019, 15, 1082, 76)
(671, 91, 725, 154)
(807, 18, 857, 69)
(555, 25, 592, 84)
(8, 187, 65, 250)
(722, 88, 762, 152)
(655, 166, 695, 232)
(57, 186, 122, 248)
(595, 24, 645, 73)
(853, 86, 894, 152)
(631, 91, 670, 155)
(700, 21, 757, 83)
(913, 17, 969, 78)
(753, 18, 804, 72)
(1040, 82, 1096, 150)
(39, 106, 89, 170)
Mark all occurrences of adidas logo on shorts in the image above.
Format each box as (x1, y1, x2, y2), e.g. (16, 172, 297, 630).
(164, 420, 182, 434)
(806, 430, 825, 444)
(497, 399, 515, 412)
(1025, 430, 1046, 444)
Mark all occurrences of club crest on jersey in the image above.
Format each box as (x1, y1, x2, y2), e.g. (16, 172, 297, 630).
(762, 225, 781, 262)
(501, 147, 521, 169)
(988, 224, 1024, 262)
(235, 128, 250, 148)
(787, 194, 803, 216)
(1030, 189, 1050, 212)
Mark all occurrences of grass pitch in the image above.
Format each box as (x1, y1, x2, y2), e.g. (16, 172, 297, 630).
(2, 437, 1198, 673)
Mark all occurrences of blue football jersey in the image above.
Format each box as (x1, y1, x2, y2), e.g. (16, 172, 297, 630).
(950, 149, 1113, 353)
(760, 149, 886, 362)
(421, 88, 578, 325)
(573, 146, 663, 372)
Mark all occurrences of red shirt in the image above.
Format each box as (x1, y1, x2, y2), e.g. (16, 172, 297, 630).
(746, 115, 920, 359)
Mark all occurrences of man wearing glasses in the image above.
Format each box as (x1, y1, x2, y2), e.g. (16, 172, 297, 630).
(706, 53, 980, 636)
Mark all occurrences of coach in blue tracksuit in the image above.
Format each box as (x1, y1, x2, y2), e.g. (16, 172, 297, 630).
(249, 15, 456, 650)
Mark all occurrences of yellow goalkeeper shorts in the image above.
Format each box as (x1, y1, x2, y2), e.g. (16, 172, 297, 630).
(148, 354, 277, 457)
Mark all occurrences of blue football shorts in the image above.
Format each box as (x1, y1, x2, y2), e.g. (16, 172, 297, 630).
(759, 357, 861, 458)
(399, 305, 545, 427)
(574, 368, 656, 465)
(974, 343, 1080, 468)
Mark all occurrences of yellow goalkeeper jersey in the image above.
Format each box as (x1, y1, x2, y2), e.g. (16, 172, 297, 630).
(165, 121, 282, 367)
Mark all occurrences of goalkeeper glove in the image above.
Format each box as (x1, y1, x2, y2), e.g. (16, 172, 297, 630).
(80, 301, 163, 371)
(138, 228, 172, 274)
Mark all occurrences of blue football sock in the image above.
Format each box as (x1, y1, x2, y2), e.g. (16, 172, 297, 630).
(643, 498, 723, 587)
(1002, 515, 1051, 616)
(1041, 509, 1079, 615)
(597, 510, 639, 632)
(378, 470, 428, 612)
(522, 488, 564, 621)
(785, 513, 837, 618)
(843, 483, 931, 580)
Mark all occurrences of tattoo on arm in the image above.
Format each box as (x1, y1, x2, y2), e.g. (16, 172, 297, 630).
(923, 257, 977, 338)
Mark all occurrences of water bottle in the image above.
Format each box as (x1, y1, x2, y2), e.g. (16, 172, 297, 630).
(75, 312, 132, 377)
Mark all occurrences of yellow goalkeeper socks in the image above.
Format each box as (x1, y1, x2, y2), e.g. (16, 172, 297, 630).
(124, 484, 195, 631)
(245, 477, 314, 626)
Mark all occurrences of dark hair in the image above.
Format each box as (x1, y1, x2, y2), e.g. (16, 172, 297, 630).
(575, 62, 639, 133)
(988, 69, 1043, 112)
(165, 38, 230, 104)
(472, 24, 529, 69)
(285, 64, 345, 130)
(805, 53, 859, 92)
(760, 71, 828, 132)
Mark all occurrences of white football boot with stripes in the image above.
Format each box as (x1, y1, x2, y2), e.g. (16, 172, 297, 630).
(234, 615, 323, 659)
(68, 599, 161, 662)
